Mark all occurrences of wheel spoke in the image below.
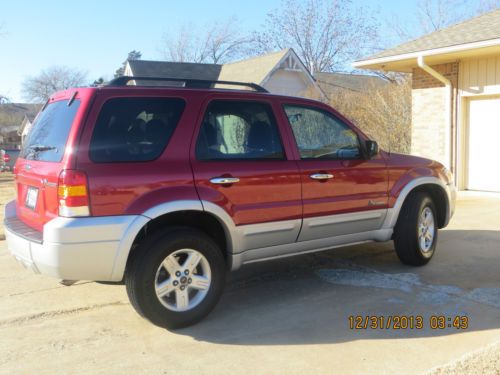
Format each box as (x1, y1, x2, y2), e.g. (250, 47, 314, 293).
(183, 252, 202, 272)
(190, 275, 210, 290)
(155, 248, 212, 312)
(175, 288, 189, 310)
(162, 255, 180, 275)
(420, 237, 427, 250)
(425, 215, 431, 226)
(156, 279, 175, 298)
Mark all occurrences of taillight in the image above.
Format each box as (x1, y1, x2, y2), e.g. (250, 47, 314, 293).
(58, 169, 90, 217)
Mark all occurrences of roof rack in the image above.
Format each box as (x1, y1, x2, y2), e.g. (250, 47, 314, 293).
(107, 76, 269, 93)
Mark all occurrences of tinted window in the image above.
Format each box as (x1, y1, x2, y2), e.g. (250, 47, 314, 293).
(196, 101, 284, 160)
(89, 98, 185, 162)
(20, 100, 80, 162)
(284, 105, 361, 160)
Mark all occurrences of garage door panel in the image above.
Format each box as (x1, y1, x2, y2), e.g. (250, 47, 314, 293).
(468, 98, 500, 192)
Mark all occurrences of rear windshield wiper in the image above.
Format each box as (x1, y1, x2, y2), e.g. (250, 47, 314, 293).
(27, 145, 57, 152)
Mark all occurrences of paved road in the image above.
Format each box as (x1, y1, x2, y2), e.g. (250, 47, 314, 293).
(0, 192, 499, 374)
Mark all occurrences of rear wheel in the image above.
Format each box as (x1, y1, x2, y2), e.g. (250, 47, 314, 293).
(125, 227, 226, 329)
(393, 192, 438, 266)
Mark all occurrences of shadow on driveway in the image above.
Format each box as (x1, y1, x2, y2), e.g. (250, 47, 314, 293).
(176, 229, 500, 345)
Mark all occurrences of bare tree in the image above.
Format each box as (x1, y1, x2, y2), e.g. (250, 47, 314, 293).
(160, 18, 251, 64)
(329, 77, 412, 154)
(253, 0, 379, 73)
(388, 0, 500, 45)
(22, 66, 88, 103)
(416, 0, 470, 33)
(476, 0, 500, 13)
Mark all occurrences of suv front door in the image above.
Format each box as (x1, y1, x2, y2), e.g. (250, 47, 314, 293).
(279, 101, 388, 242)
(190, 96, 302, 253)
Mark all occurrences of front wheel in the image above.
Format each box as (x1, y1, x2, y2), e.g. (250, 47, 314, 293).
(393, 192, 438, 266)
(125, 228, 226, 329)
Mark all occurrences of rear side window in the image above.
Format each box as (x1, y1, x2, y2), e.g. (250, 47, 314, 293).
(20, 99, 80, 162)
(89, 98, 185, 163)
(195, 100, 284, 160)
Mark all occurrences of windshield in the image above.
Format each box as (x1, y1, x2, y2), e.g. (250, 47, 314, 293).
(20, 99, 80, 162)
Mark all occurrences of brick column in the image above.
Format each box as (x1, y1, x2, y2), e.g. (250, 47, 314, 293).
(411, 62, 458, 167)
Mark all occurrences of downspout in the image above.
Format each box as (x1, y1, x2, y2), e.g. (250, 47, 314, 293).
(417, 55, 452, 170)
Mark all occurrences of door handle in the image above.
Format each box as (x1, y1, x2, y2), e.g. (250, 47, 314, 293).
(310, 173, 334, 180)
(210, 177, 240, 184)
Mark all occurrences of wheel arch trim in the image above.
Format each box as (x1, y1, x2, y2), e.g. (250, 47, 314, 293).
(111, 200, 236, 281)
(383, 176, 454, 230)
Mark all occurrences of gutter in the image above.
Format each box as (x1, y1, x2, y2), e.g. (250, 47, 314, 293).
(417, 55, 452, 170)
(352, 37, 500, 69)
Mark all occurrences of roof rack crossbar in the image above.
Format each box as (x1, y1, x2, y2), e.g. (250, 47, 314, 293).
(107, 76, 269, 93)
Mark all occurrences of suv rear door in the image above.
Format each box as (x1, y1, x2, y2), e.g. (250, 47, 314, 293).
(15, 93, 88, 231)
(278, 100, 388, 242)
(75, 89, 198, 217)
(190, 94, 302, 252)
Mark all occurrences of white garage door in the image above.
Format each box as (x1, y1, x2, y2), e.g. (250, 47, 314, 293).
(468, 97, 500, 192)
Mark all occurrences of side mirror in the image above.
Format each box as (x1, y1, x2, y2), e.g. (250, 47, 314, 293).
(364, 140, 379, 159)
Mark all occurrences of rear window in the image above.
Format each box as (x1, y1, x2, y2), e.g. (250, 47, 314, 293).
(20, 99, 80, 162)
(89, 98, 185, 163)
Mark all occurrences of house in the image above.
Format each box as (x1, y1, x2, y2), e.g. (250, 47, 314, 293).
(354, 9, 500, 193)
(18, 114, 37, 144)
(0, 126, 22, 149)
(314, 72, 387, 98)
(0, 103, 41, 148)
(124, 49, 324, 99)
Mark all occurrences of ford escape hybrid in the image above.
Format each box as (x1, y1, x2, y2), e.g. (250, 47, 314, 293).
(4, 76, 456, 329)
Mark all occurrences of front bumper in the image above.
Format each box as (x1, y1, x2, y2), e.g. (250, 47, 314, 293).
(445, 182, 457, 226)
(4, 200, 147, 281)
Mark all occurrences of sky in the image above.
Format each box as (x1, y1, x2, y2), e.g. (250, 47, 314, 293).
(0, 0, 418, 102)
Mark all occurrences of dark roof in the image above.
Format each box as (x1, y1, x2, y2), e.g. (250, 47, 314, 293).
(125, 49, 324, 96)
(358, 9, 500, 61)
(126, 50, 305, 86)
(127, 60, 222, 82)
(314, 72, 387, 96)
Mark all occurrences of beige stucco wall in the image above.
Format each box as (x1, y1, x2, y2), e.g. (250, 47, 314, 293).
(459, 56, 500, 96)
(411, 63, 458, 167)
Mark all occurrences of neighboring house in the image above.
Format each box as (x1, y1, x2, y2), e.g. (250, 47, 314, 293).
(124, 49, 324, 99)
(0, 103, 41, 149)
(354, 9, 500, 193)
(0, 126, 22, 149)
(314, 72, 387, 98)
(18, 114, 36, 144)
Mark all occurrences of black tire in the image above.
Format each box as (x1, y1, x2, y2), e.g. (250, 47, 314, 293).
(125, 227, 226, 329)
(393, 192, 438, 266)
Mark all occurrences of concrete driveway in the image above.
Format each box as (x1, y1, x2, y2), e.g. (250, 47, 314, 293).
(0, 192, 499, 374)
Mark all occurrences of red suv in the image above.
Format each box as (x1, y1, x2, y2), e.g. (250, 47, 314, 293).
(4, 77, 456, 329)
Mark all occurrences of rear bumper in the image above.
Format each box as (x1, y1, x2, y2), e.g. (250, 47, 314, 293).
(4, 200, 148, 281)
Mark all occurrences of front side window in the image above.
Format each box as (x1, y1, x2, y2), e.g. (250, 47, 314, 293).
(89, 97, 185, 163)
(284, 105, 361, 160)
(196, 100, 284, 160)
